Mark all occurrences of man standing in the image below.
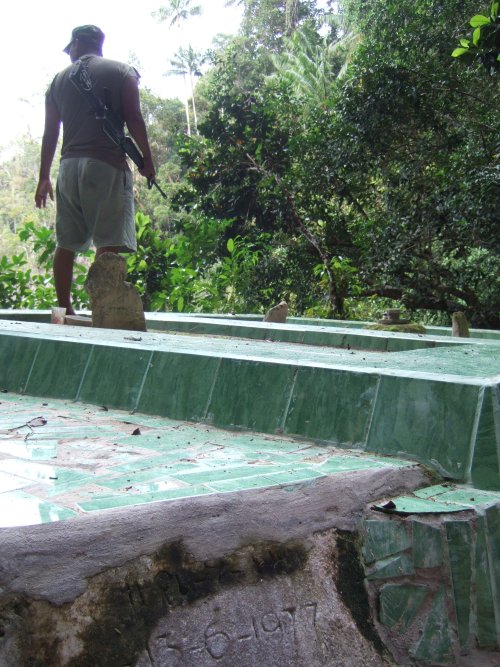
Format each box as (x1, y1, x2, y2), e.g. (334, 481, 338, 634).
(35, 25, 155, 315)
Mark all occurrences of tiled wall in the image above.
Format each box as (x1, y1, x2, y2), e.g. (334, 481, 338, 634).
(362, 499, 500, 664)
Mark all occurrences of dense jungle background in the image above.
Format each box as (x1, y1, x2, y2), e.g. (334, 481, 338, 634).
(1, 0, 499, 327)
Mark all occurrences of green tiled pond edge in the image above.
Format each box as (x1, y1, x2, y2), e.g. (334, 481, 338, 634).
(362, 485, 500, 663)
(0, 320, 499, 491)
(2, 310, 499, 349)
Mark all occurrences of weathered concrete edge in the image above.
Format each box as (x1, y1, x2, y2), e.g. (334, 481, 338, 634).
(0, 465, 427, 606)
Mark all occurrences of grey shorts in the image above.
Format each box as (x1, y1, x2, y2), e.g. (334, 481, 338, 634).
(55, 157, 136, 253)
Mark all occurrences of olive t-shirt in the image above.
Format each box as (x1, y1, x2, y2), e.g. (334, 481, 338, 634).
(47, 54, 139, 170)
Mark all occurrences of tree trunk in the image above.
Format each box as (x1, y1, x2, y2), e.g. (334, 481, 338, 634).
(182, 74, 191, 136)
(285, 0, 300, 34)
(188, 68, 199, 135)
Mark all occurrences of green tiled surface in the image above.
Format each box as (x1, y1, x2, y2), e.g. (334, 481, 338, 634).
(207, 357, 295, 432)
(412, 521, 443, 568)
(3, 310, 500, 342)
(471, 385, 500, 490)
(363, 488, 500, 663)
(362, 520, 411, 564)
(0, 490, 77, 527)
(78, 346, 152, 409)
(0, 321, 498, 492)
(137, 352, 220, 421)
(0, 334, 39, 393)
(485, 504, 500, 628)
(410, 587, 453, 662)
(284, 367, 377, 445)
(367, 376, 480, 479)
(379, 584, 428, 632)
(445, 520, 472, 650)
(475, 515, 498, 647)
(0, 392, 416, 528)
(0, 321, 498, 380)
(366, 553, 415, 580)
(24, 339, 91, 399)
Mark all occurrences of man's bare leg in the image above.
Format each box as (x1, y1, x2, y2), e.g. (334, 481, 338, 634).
(53, 247, 76, 315)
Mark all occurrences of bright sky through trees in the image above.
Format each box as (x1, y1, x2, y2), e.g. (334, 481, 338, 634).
(0, 0, 243, 148)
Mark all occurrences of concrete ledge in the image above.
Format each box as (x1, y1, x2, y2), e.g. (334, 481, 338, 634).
(0, 465, 426, 666)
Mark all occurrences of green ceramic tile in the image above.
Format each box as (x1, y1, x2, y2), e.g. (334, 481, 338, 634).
(0, 439, 58, 461)
(112, 432, 194, 450)
(138, 351, 219, 421)
(25, 340, 91, 400)
(96, 464, 197, 489)
(379, 584, 428, 632)
(205, 476, 277, 493)
(312, 456, 395, 474)
(173, 464, 281, 485)
(199, 452, 257, 467)
(410, 587, 453, 662)
(414, 485, 454, 498)
(112, 415, 180, 429)
(386, 337, 432, 353)
(471, 386, 500, 491)
(366, 553, 415, 580)
(475, 515, 498, 648)
(266, 328, 305, 344)
(0, 459, 91, 492)
(367, 376, 480, 480)
(77, 484, 212, 511)
(445, 520, 472, 650)
(0, 470, 32, 493)
(134, 478, 190, 493)
(111, 454, 200, 473)
(234, 451, 306, 465)
(429, 488, 500, 508)
(343, 332, 388, 352)
(0, 490, 77, 527)
(262, 468, 325, 485)
(485, 504, 500, 637)
(78, 346, 152, 410)
(0, 335, 39, 392)
(373, 495, 472, 514)
(412, 521, 443, 568)
(207, 358, 295, 433)
(385, 345, 500, 379)
(227, 435, 308, 452)
(285, 367, 378, 446)
(363, 519, 411, 564)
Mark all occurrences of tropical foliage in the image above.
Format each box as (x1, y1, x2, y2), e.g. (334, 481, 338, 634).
(1, 0, 499, 327)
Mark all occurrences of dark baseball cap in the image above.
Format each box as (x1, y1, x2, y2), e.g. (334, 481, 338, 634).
(63, 25, 105, 54)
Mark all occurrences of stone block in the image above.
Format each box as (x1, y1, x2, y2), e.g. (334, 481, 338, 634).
(85, 253, 146, 331)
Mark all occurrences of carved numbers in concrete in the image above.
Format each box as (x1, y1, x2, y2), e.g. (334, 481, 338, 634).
(145, 601, 318, 665)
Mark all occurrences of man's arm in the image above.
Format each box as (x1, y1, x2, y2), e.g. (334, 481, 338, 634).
(35, 96, 61, 208)
(121, 76, 156, 182)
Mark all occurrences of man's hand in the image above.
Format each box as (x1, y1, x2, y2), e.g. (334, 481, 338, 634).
(35, 178, 54, 208)
(139, 154, 156, 183)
